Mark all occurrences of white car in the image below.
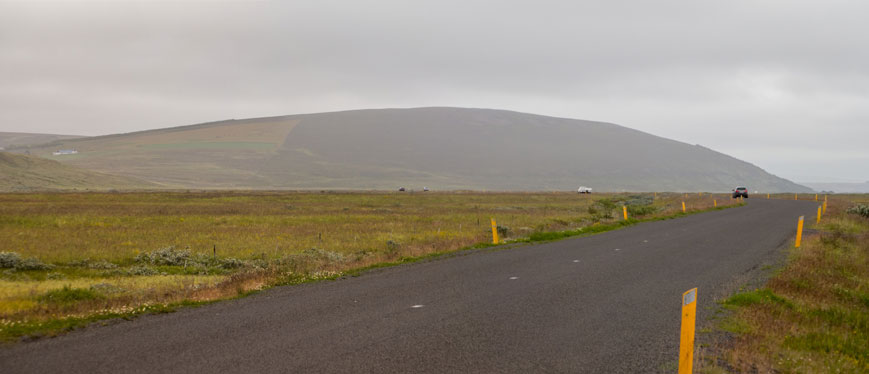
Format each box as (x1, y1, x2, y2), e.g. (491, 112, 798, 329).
(577, 186, 593, 194)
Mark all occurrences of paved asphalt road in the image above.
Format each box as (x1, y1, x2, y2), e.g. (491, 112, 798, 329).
(1, 199, 818, 373)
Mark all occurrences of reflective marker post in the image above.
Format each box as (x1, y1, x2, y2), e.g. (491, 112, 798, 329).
(623, 205, 628, 221)
(490, 218, 499, 244)
(682, 201, 686, 213)
(679, 288, 698, 374)
(817, 206, 822, 224)
(795, 216, 804, 248)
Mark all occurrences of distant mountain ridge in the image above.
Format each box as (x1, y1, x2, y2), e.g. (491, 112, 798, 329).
(801, 181, 869, 193)
(13, 107, 812, 192)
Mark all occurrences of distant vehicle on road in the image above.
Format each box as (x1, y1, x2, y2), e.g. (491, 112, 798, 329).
(577, 186, 593, 194)
(398, 187, 406, 192)
(423, 187, 429, 192)
(732, 187, 749, 198)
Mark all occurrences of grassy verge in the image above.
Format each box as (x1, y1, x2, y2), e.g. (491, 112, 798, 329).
(0, 191, 741, 343)
(701, 195, 869, 373)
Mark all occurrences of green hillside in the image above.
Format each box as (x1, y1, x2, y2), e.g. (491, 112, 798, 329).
(16, 107, 812, 192)
(0, 152, 154, 191)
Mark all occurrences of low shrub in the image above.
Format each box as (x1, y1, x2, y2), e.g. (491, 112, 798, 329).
(134, 247, 253, 270)
(386, 240, 401, 256)
(846, 204, 869, 218)
(127, 266, 161, 276)
(69, 258, 118, 270)
(589, 199, 617, 221)
(0, 252, 22, 268)
(218, 258, 247, 269)
(0, 252, 53, 270)
(624, 195, 654, 206)
(15, 258, 54, 270)
(595, 199, 618, 211)
(627, 205, 659, 216)
(39, 286, 103, 304)
(300, 248, 346, 263)
(135, 246, 192, 266)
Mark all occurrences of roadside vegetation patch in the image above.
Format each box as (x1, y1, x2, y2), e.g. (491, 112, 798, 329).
(0, 191, 739, 342)
(702, 195, 869, 373)
(39, 286, 104, 305)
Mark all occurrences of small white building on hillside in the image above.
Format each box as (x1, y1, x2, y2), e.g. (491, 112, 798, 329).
(52, 149, 78, 156)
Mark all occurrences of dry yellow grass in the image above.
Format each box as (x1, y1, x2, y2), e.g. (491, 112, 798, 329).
(1, 191, 724, 263)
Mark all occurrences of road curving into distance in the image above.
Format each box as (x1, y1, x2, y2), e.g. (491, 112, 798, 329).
(0, 199, 818, 373)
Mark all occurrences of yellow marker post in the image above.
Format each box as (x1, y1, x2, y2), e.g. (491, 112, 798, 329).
(623, 205, 628, 221)
(679, 288, 698, 374)
(817, 206, 822, 224)
(794, 193, 798, 200)
(815, 194, 818, 201)
(767, 193, 769, 199)
(490, 218, 499, 244)
(795, 216, 804, 248)
(682, 201, 686, 213)
(823, 200, 827, 215)
(713, 199, 717, 208)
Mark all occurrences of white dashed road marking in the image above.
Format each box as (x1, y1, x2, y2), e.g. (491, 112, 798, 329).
(614, 248, 621, 251)
(509, 276, 519, 280)
(572, 260, 580, 263)
(411, 305, 424, 308)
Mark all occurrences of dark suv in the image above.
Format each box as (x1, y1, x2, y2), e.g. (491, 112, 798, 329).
(732, 187, 749, 198)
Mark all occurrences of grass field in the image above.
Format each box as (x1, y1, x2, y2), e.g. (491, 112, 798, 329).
(0, 190, 739, 341)
(700, 195, 869, 373)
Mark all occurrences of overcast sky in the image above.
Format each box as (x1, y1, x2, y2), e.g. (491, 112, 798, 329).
(1, 0, 867, 182)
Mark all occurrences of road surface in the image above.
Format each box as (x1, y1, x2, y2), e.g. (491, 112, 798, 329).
(0, 199, 817, 373)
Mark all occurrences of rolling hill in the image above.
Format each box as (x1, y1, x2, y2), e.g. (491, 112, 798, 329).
(14, 107, 812, 192)
(0, 152, 153, 191)
(0, 132, 84, 149)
